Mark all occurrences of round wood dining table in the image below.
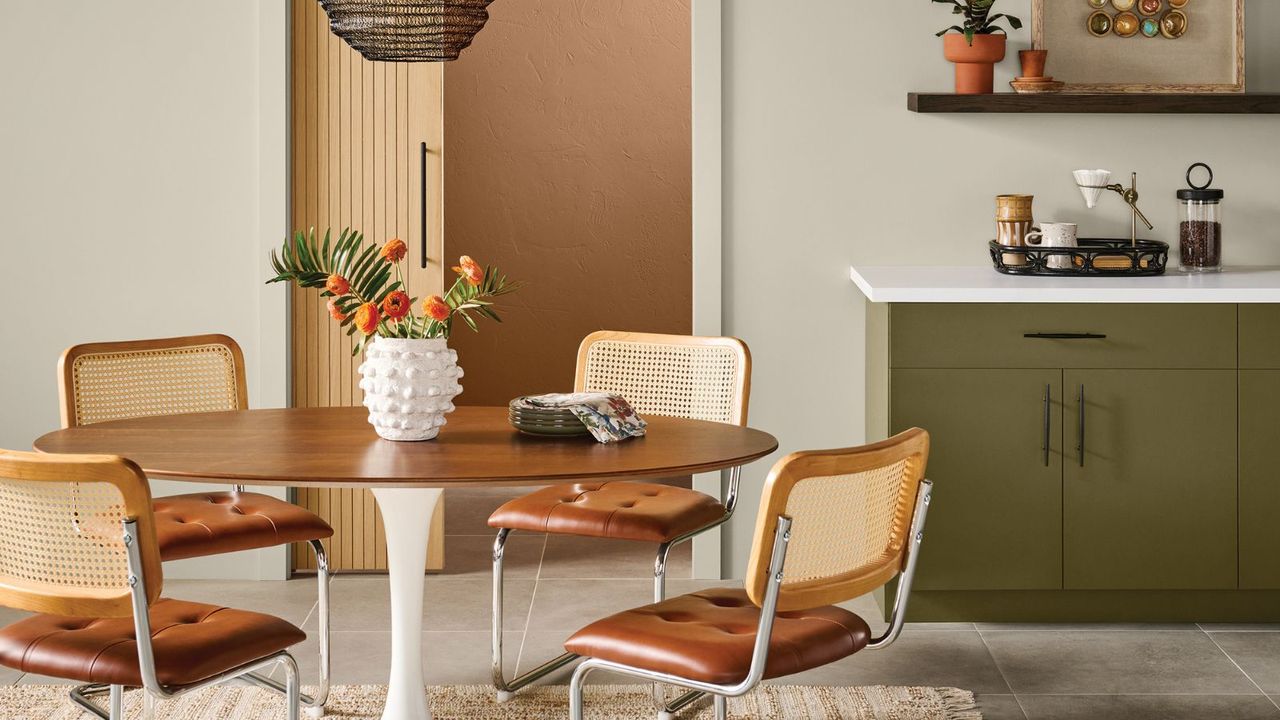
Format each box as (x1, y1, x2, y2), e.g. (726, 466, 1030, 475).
(34, 406, 779, 720)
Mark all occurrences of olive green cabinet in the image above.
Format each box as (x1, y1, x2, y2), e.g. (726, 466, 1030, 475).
(892, 369, 1063, 590)
(1239, 305, 1280, 589)
(1063, 370, 1237, 590)
(885, 303, 1266, 619)
(1240, 370, 1280, 589)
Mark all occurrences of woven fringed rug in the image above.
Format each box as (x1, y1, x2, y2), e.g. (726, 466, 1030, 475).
(0, 684, 980, 719)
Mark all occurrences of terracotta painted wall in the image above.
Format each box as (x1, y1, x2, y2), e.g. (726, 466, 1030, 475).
(443, 1, 692, 405)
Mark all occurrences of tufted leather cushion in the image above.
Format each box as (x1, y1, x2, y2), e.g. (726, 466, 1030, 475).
(0, 598, 306, 687)
(488, 482, 726, 543)
(564, 587, 870, 685)
(153, 492, 333, 561)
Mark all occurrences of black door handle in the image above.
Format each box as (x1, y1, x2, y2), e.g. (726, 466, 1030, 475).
(1042, 383, 1051, 467)
(420, 141, 429, 270)
(1025, 333, 1107, 340)
(1076, 384, 1086, 467)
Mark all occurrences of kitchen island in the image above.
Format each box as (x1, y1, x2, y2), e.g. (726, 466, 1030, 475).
(854, 265, 1280, 622)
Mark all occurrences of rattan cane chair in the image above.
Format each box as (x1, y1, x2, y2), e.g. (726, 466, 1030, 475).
(489, 331, 751, 709)
(565, 429, 933, 720)
(0, 450, 306, 720)
(58, 334, 333, 715)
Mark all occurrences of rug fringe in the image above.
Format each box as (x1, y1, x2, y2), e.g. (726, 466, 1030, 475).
(935, 687, 982, 720)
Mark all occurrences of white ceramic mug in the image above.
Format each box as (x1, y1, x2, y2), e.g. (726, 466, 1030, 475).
(1026, 222, 1078, 270)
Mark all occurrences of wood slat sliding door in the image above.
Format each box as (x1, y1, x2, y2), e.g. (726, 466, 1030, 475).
(290, 0, 445, 573)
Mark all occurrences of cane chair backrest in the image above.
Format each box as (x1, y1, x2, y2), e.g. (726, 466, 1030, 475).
(743, 429, 930, 612)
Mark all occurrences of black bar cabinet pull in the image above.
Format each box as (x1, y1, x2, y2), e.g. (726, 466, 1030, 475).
(420, 141, 428, 269)
(1076, 384, 1085, 467)
(1042, 384, 1051, 467)
(1024, 332, 1107, 340)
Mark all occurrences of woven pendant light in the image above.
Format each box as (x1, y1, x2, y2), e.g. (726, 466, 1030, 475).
(316, 0, 495, 62)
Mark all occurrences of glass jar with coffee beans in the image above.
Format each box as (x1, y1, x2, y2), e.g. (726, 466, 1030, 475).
(1177, 163, 1224, 273)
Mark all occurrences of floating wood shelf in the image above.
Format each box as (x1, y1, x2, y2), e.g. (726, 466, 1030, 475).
(908, 92, 1280, 114)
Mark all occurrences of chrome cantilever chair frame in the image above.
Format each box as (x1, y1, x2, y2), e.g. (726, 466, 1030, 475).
(492, 331, 752, 711)
(59, 336, 331, 717)
(70, 519, 302, 720)
(491, 466, 744, 706)
(569, 479, 932, 720)
(244, 539, 330, 718)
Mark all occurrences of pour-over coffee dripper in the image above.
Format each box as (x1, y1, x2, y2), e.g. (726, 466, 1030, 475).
(1072, 169, 1154, 246)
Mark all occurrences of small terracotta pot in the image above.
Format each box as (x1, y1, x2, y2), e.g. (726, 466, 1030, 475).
(943, 33, 1007, 94)
(1019, 49, 1048, 79)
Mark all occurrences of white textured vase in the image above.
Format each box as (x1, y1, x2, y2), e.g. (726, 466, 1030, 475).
(358, 337, 463, 441)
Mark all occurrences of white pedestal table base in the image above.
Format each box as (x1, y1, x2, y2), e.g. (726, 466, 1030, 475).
(372, 488, 444, 720)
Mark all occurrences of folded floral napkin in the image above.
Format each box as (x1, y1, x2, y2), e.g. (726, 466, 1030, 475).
(518, 392, 647, 444)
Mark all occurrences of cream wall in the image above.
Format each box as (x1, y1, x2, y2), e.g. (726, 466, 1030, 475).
(720, 2, 1280, 575)
(0, 2, 289, 579)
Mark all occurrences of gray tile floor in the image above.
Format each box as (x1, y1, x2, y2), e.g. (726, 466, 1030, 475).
(5, 489, 1280, 719)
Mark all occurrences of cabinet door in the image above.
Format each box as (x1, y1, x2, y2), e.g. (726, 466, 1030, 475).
(1064, 370, 1236, 590)
(892, 369, 1063, 590)
(1241, 370, 1280, 588)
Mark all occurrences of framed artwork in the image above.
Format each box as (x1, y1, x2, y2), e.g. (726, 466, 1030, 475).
(1031, 0, 1245, 92)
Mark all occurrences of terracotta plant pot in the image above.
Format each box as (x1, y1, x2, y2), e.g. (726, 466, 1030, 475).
(1019, 49, 1048, 79)
(943, 33, 1007, 94)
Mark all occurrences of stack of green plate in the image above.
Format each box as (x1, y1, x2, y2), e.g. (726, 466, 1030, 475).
(509, 398, 590, 437)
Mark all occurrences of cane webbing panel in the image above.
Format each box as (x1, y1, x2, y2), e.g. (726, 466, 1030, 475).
(781, 460, 910, 586)
(581, 341, 742, 425)
(69, 345, 241, 427)
(0, 479, 129, 593)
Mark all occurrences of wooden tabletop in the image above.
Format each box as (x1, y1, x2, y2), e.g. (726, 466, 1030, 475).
(33, 406, 779, 488)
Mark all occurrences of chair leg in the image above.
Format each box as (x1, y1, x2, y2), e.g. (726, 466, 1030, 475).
(714, 694, 727, 720)
(654, 542, 703, 716)
(654, 541, 673, 603)
(492, 528, 578, 701)
(652, 542, 670, 711)
(569, 661, 597, 720)
(305, 539, 331, 717)
(109, 686, 123, 720)
(492, 528, 514, 701)
(70, 684, 113, 720)
(141, 691, 156, 720)
(280, 652, 302, 720)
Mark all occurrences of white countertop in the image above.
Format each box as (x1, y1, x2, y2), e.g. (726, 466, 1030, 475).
(850, 265, 1280, 304)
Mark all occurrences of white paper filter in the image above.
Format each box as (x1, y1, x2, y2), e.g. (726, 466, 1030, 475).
(1073, 169, 1112, 209)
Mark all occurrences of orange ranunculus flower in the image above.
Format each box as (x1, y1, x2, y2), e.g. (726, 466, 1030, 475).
(325, 274, 350, 295)
(327, 298, 347, 322)
(382, 290, 410, 321)
(354, 302, 380, 335)
(380, 238, 408, 263)
(452, 255, 483, 286)
(423, 294, 450, 322)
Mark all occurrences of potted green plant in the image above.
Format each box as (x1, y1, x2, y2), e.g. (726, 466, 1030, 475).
(932, 0, 1023, 94)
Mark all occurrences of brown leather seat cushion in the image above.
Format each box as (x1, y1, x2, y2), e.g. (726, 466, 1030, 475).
(564, 587, 871, 685)
(0, 598, 306, 687)
(154, 492, 333, 561)
(488, 482, 726, 543)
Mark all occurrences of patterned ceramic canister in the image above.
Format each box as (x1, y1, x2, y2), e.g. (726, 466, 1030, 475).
(995, 195, 1035, 266)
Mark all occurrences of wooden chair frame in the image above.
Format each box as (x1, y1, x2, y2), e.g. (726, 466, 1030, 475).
(568, 430, 933, 720)
(493, 331, 752, 713)
(0, 452, 300, 720)
(58, 334, 249, 430)
(55, 334, 330, 715)
(744, 427, 930, 612)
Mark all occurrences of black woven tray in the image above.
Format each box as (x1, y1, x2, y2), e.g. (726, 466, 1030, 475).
(990, 238, 1169, 277)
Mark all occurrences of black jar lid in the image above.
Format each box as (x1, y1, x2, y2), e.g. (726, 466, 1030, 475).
(1178, 162, 1224, 201)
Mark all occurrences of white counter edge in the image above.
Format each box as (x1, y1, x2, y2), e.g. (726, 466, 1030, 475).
(849, 265, 1280, 304)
